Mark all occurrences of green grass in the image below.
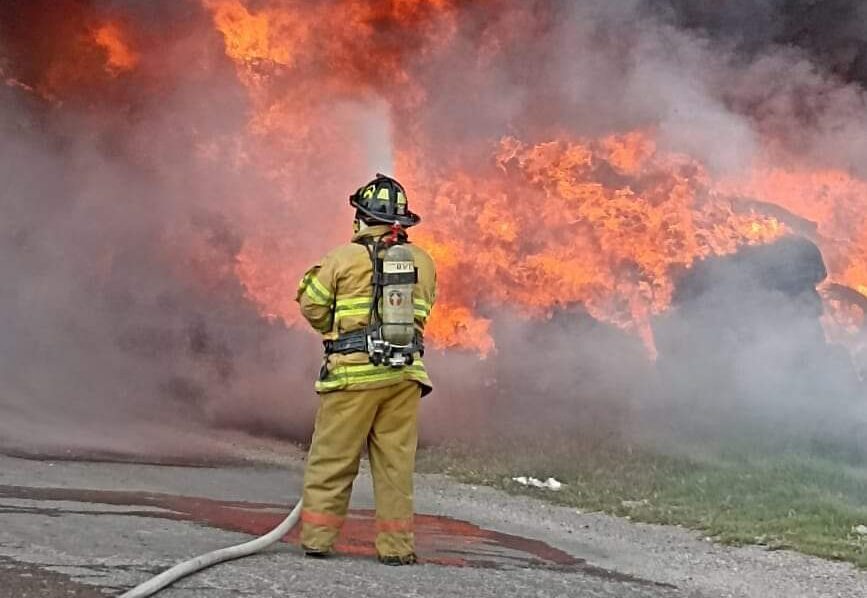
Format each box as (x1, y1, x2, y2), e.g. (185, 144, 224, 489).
(417, 436, 867, 566)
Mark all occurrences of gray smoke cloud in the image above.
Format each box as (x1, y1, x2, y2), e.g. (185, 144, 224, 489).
(644, 0, 867, 175)
(0, 83, 320, 457)
(1, 0, 865, 459)
(651, 238, 867, 453)
(0, 3, 328, 457)
(650, 0, 867, 85)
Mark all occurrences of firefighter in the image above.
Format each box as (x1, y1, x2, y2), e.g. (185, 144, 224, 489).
(295, 174, 436, 565)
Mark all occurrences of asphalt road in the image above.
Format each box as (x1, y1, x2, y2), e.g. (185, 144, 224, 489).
(0, 452, 864, 598)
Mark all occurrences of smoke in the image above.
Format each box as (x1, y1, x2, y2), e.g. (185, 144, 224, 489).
(0, 1, 327, 456)
(0, 0, 865, 458)
(0, 86, 314, 456)
(650, 0, 867, 86)
(644, 0, 867, 175)
(652, 238, 866, 451)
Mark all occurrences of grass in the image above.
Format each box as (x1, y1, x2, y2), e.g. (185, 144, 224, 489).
(417, 435, 867, 567)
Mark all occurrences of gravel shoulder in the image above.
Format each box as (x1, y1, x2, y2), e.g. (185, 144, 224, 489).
(415, 474, 867, 598)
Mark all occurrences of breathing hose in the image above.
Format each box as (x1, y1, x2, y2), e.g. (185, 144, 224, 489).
(119, 499, 302, 598)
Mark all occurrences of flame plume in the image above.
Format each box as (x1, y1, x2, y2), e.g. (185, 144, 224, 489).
(4, 0, 867, 360)
(198, 0, 867, 357)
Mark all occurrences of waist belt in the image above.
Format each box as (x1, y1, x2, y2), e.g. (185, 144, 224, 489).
(324, 330, 368, 354)
(324, 330, 425, 355)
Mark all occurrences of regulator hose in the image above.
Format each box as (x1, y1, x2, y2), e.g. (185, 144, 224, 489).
(120, 499, 303, 598)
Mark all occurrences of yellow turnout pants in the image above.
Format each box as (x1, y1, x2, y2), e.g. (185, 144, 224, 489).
(301, 380, 421, 557)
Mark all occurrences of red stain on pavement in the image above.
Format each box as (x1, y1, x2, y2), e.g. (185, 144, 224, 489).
(0, 485, 579, 571)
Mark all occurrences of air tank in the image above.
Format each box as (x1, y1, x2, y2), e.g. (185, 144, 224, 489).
(380, 244, 416, 346)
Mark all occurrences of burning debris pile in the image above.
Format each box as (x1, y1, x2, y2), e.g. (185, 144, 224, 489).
(1, 0, 867, 453)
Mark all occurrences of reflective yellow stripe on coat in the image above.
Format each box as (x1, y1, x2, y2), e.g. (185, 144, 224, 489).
(333, 297, 433, 327)
(315, 360, 431, 393)
(299, 272, 333, 306)
(334, 297, 372, 323)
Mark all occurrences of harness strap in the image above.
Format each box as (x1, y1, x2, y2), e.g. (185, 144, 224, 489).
(324, 330, 425, 355)
(373, 269, 418, 285)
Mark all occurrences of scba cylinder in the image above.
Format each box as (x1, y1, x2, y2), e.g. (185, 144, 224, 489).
(380, 244, 416, 346)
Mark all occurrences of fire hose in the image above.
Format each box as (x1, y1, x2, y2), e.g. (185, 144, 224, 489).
(119, 499, 302, 598)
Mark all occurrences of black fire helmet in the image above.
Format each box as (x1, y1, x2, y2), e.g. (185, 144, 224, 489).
(349, 174, 421, 228)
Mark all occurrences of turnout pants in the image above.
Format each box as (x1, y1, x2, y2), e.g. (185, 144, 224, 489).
(301, 380, 421, 557)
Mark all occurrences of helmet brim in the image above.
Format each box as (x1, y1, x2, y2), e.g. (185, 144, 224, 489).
(350, 197, 421, 227)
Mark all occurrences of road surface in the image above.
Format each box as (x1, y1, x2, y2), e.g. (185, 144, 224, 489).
(0, 451, 864, 597)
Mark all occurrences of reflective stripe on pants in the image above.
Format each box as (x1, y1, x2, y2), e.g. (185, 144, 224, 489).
(301, 380, 421, 557)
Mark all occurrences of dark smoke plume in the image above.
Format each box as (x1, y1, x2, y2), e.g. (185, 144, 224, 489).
(650, 0, 867, 86)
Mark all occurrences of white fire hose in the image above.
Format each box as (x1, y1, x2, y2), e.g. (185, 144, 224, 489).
(119, 500, 302, 598)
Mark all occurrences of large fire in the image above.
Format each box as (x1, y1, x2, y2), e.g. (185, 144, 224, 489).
(6, 0, 867, 362)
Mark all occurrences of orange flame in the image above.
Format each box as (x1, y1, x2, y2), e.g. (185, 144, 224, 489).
(407, 133, 785, 353)
(16, 0, 866, 358)
(203, 0, 308, 74)
(195, 0, 867, 356)
(91, 22, 139, 75)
